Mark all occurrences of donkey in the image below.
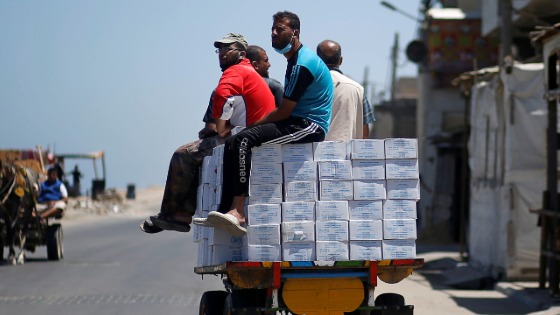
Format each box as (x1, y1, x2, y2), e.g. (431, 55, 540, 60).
(0, 160, 39, 265)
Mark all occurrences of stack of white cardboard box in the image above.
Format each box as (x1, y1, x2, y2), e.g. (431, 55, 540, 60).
(193, 139, 419, 266)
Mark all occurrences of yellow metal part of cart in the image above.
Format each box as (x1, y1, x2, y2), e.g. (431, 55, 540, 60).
(282, 277, 364, 314)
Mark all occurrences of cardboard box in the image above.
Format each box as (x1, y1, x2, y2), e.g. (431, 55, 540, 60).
(196, 184, 204, 214)
(349, 220, 383, 240)
(201, 155, 215, 184)
(318, 160, 352, 180)
(316, 241, 349, 261)
(386, 180, 420, 200)
(248, 183, 283, 204)
(250, 163, 283, 184)
(350, 139, 385, 159)
(385, 159, 419, 179)
(213, 144, 225, 160)
(350, 241, 382, 260)
(192, 222, 210, 243)
(285, 181, 317, 202)
(248, 245, 282, 261)
(200, 156, 214, 184)
(282, 221, 315, 242)
(200, 184, 212, 212)
(283, 161, 317, 182)
(382, 239, 416, 259)
(211, 245, 247, 264)
(214, 185, 222, 207)
(247, 203, 281, 225)
(384, 138, 418, 159)
(253, 144, 283, 164)
(282, 242, 316, 261)
(216, 160, 223, 186)
(197, 239, 209, 267)
(316, 220, 349, 241)
(349, 200, 383, 220)
(247, 224, 281, 245)
(351, 160, 386, 180)
(383, 219, 417, 239)
(313, 141, 348, 161)
(319, 180, 353, 201)
(282, 201, 316, 222)
(208, 227, 247, 246)
(353, 180, 386, 200)
(316, 200, 349, 220)
(383, 200, 418, 219)
(210, 185, 217, 207)
(282, 143, 313, 162)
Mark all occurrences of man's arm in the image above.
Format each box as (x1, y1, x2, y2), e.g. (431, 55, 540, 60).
(198, 122, 218, 139)
(363, 124, 370, 139)
(59, 183, 68, 203)
(215, 119, 233, 138)
(252, 98, 297, 126)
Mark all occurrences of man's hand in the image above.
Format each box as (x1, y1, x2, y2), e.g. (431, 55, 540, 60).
(198, 127, 218, 139)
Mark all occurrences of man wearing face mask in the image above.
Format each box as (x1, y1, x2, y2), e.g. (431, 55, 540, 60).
(141, 33, 275, 233)
(194, 11, 333, 236)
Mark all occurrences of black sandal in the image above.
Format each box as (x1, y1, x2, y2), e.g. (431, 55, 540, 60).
(139, 220, 164, 234)
(149, 213, 191, 233)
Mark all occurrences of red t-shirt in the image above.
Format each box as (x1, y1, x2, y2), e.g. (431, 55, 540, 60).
(211, 59, 275, 126)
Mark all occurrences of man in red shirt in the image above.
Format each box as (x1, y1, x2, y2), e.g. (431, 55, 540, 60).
(142, 33, 275, 233)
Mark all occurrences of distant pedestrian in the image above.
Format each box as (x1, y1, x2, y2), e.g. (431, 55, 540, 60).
(71, 164, 82, 196)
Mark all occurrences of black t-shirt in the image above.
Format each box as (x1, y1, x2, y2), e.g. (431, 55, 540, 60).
(202, 90, 215, 124)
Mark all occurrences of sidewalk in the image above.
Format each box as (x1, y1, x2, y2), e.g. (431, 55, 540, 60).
(495, 282, 560, 315)
(417, 244, 560, 314)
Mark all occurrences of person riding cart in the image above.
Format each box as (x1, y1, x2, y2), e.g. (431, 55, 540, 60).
(37, 167, 67, 219)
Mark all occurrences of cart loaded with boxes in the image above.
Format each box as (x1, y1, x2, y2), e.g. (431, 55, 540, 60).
(194, 138, 423, 315)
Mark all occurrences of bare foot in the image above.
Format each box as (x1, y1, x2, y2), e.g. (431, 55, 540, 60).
(225, 210, 245, 225)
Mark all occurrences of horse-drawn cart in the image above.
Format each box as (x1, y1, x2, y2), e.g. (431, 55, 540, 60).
(195, 258, 424, 315)
(0, 148, 64, 264)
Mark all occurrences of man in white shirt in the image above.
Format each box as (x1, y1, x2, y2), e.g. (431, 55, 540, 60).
(317, 39, 374, 140)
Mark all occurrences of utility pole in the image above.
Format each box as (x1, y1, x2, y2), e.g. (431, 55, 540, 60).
(391, 32, 399, 103)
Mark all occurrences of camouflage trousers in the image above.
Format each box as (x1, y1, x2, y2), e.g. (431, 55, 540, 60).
(160, 135, 225, 217)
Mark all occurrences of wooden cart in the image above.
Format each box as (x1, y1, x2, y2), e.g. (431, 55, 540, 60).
(195, 258, 424, 315)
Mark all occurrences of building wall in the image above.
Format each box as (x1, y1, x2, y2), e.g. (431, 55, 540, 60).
(417, 71, 465, 242)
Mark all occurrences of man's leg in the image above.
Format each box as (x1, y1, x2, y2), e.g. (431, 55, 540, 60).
(148, 135, 224, 232)
(39, 201, 66, 219)
(217, 118, 325, 222)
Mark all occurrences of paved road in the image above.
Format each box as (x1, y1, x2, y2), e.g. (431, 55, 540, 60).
(0, 187, 552, 314)
(0, 188, 223, 315)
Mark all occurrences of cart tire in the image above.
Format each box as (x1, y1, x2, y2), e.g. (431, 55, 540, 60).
(223, 294, 233, 315)
(46, 224, 63, 261)
(199, 291, 228, 315)
(374, 293, 405, 308)
(223, 294, 264, 315)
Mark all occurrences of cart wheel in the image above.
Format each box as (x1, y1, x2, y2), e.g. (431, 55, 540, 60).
(374, 293, 405, 308)
(199, 291, 228, 315)
(222, 292, 265, 315)
(46, 224, 63, 261)
(223, 294, 233, 315)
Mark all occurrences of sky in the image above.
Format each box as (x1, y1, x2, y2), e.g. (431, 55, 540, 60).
(0, 0, 423, 193)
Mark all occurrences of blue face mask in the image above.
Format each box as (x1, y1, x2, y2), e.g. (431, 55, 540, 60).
(274, 32, 294, 55)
